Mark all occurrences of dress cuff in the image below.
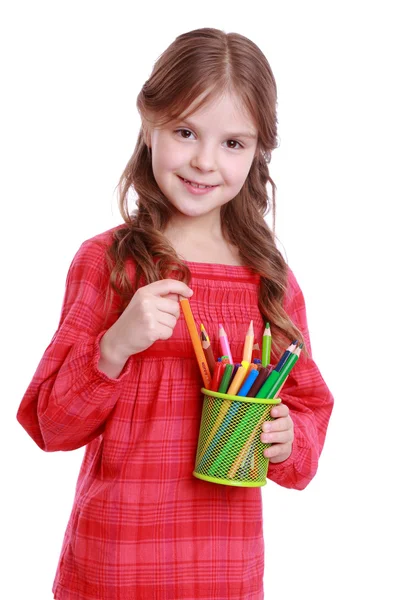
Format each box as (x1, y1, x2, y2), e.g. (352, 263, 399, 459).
(91, 330, 134, 383)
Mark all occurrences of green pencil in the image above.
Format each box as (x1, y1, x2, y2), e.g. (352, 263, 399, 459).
(257, 345, 302, 399)
(210, 345, 302, 479)
(262, 323, 271, 367)
(218, 363, 234, 393)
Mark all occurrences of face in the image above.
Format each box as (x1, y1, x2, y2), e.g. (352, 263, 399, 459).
(146, 91, 258, 220)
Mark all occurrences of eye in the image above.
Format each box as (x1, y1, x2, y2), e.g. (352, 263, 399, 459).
(175, 128, 194, 139)
(224, 139, 243, 150)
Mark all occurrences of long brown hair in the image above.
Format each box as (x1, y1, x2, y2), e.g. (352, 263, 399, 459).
(104, 27, 306, 355)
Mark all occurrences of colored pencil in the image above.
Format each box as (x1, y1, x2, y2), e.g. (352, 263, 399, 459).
(200, 329, 216, 375)
(252, 343, 261, 360)
(180, 298, 212, 389)
(210, 361, 224, 392)
(272, 344, 303, 396)
(227, 362, 249, 395)
(257, 346, 301, 399)
(246, 365, 272, 397)
(275, 340, 297, 372)
(198, 363, 257, 471)
(261, 323, 271, 367)
(227, 363, 240, 389)
(200, 323, 210, 342)
(242, 320, 254, 364)
(218, 363, 234, 393)
(212, 345, 302, 479)
(233, 347, 303, 477)
(218, 323, 233, 364)
(237, 368, 259, 397)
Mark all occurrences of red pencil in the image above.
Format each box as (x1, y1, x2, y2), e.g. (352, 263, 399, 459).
(210, 361, 224, 392)
(252, 342, 261, 360)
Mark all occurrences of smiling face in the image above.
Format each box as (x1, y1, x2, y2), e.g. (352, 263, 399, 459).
(145, 90, 259, 221)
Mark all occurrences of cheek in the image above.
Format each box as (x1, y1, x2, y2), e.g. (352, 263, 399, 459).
(224, 155, 255, 185)
(153, 151, 183, 177)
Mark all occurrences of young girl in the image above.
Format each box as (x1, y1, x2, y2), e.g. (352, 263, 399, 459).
(17, 27, 333, 600)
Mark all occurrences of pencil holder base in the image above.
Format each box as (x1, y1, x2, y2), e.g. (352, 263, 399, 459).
(192, 470, 268, 487)
(194, 388, 281, 487)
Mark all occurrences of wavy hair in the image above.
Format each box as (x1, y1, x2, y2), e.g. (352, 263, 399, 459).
(104, 27, 306, 355)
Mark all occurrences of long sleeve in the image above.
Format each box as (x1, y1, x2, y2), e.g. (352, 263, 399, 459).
(16, 238, 134, 452)
(267, 268, 334, 490)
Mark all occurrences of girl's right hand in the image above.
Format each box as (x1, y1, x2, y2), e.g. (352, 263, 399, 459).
(101, 279, 194, 362)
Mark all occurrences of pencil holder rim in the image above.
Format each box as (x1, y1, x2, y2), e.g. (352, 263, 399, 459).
(201, 388, 281, 405)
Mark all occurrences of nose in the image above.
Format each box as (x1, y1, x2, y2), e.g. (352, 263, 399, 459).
(190, 141, 217, 172)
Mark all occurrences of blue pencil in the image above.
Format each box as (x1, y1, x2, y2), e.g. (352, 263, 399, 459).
(275, 340, 297, 372)
(237, 368, 259, 396)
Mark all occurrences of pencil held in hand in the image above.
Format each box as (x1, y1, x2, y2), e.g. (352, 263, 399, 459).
(180, 298, 212, 388)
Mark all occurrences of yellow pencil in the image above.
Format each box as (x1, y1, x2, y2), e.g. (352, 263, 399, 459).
(200, 323, 210, 342)
(227, 361, 249, 395)
(242, 320, 254, 364)
(180, 298, 212, 389)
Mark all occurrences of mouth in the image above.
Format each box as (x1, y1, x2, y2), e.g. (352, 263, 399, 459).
(178, 176, 219, 189)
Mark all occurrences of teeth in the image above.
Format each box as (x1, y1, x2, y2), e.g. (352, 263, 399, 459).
(184, 178, 211, 189)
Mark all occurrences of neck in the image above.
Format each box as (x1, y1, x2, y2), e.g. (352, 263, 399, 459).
(164, 208, 224, 241)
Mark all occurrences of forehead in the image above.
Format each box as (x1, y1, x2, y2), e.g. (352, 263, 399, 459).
(177, 89, 257, 134)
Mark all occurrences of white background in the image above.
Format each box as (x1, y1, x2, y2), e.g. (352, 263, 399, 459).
(2, 1, 399, 598)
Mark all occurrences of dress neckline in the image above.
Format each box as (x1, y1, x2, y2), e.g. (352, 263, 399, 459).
(183, 260, 260, 283)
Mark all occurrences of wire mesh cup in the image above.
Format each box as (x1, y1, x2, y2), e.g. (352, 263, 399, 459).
(193, 388, 281, 487)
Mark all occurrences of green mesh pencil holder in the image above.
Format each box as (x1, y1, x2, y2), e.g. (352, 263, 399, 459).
(193, 388, 281, 487)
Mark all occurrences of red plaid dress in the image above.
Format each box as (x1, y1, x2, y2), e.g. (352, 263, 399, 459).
(16, 225, 333, 600)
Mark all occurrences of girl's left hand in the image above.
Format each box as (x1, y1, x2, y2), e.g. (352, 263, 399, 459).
(260, 403, 294, 463)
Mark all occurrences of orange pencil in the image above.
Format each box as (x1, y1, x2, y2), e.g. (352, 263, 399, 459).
(242, 320, 254, 363)
(180, 298, 212, 389)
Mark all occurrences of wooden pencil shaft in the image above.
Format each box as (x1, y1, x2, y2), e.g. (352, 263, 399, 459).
(180, 299, 212, 388)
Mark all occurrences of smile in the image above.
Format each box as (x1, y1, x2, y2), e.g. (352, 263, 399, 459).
(179, 176, 217, 189)
(178, 176, 219, 196)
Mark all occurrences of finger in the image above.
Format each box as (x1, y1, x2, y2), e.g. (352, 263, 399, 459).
(157, 323, 176, 341)
(148, 279, 193, 298)
(270, 404, 289, 419)
(156, 311, 178, 330)
(263, 442, 292, 459)
(260, 429, 294, 445)
(155, 296, 181, 319)
(162, 292, 179, 302)
(262, 415, 292, 433)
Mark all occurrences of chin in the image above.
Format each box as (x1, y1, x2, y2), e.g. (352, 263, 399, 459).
(176, 205, 213, 218)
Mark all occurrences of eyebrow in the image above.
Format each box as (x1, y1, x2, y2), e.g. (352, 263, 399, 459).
(177, 118, 257, 140)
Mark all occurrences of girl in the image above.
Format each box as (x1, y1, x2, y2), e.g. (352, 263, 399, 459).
(17, 28, 334, 600)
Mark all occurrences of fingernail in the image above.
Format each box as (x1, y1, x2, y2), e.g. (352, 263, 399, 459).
(263, 422, 271, 432)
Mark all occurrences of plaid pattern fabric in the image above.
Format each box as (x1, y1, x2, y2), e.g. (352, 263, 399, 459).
(16, 225, 334, 600)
